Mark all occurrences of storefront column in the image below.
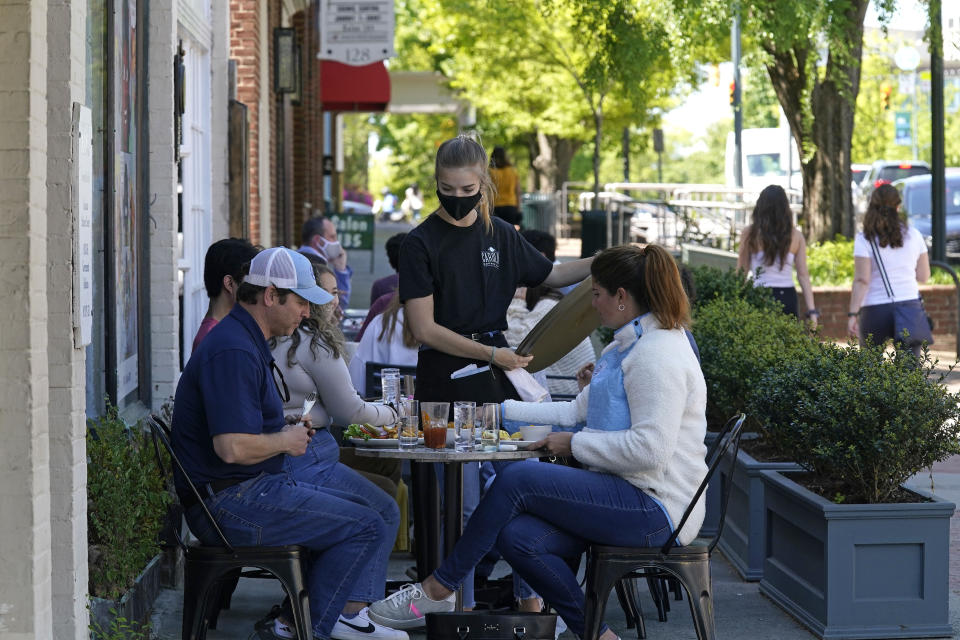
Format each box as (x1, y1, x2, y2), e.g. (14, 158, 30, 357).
(148, 0, 180, 408)
(46, 0, 90, 634)
(0, 0, 54, 637)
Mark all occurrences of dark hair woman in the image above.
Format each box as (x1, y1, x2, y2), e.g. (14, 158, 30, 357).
(848, 183, 931, 354)
(737, 184, 818, 326)
(369, 244, 707, 640)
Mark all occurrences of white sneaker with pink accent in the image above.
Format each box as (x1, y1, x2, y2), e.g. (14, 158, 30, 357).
(367, 583, 455, 630)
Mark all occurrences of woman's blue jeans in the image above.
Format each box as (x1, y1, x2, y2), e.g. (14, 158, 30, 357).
(432, 462, 672, 638)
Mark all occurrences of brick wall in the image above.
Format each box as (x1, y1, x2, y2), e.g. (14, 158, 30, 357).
(230, 0, 262, 244)
(798, 285, 958, 352)
(291, 6, 323, 237)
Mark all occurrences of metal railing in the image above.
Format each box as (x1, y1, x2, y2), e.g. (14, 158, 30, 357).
(929, 260, 960, 360)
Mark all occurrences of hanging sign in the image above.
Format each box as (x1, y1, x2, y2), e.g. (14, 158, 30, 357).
(318, 0, 395, 66)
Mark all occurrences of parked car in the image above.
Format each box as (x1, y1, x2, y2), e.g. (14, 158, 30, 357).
(894, 173, 960, 255)
(851, 163, 871, 187)
(855, 160, 930, 215)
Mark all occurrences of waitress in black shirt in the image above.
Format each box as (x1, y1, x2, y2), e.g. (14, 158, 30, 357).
(400, 135, 594, 404)
(399, 134, 594, 598)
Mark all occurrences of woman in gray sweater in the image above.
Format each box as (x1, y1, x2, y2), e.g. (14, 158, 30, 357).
(269, 263, 401, 624)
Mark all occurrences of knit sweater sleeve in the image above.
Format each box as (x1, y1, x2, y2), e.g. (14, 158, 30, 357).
(299, 340, 397, 426)
(570, 334, 687, 475)
(502, 385, 589, 426)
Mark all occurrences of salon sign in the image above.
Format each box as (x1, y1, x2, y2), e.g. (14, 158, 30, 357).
(318, 0, 395, 66)
(330, 213, 374, 251)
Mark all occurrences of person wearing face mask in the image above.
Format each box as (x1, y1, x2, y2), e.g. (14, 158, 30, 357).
(299, 215, 353, 310)
(397, 134, 594, 611)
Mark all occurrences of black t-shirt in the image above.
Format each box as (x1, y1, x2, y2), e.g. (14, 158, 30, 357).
(399, 214, 553, 334)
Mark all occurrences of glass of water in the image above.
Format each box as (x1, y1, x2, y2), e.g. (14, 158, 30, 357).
(479, 403, 501, 451)
(398, 397, 419, 449)
(453, 401, 476, 452)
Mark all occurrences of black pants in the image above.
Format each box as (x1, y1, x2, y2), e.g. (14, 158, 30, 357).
(768, 286, 799, 318)
(414, 335, 520, 415)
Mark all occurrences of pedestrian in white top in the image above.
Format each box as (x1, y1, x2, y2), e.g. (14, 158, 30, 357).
(737, 184, 818, 327)
(848, 183, 931, 355)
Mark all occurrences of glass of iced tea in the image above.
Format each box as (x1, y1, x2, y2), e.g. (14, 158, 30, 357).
(421, 401, 450, 449)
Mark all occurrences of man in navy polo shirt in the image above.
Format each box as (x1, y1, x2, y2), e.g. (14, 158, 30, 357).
(172, 247, 407, 640)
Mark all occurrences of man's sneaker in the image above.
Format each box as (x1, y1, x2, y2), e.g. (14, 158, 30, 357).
(366, 583, 455, 630)
(330, 607, 409, 640)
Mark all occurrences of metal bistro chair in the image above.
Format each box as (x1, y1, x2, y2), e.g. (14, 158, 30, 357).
(582, 413, 747, 640)
(363, 361, 417, 400)
(147, 415, 312, 640)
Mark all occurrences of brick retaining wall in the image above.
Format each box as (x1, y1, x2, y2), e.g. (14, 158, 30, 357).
(796, 285, 958, 352)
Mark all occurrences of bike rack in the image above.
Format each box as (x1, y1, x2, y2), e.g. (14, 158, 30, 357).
(929, 260, 960, 360)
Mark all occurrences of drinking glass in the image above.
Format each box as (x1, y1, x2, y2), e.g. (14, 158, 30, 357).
(421, 401, 450, 449)
(381, 368, 401, 408)
(453, 401, 476, 452)
(479, 403, 501, 451)
(398, 398, 419, 449)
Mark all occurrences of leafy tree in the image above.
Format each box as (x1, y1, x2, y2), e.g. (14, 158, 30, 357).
(673, 0, 899, 241)
(393, 0, 680, 193)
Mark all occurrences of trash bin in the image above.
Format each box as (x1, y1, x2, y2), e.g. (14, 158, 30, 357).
(520, 193, 556, 233)
(580, 209, 632, 258)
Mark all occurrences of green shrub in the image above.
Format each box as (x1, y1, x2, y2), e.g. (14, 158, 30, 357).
(807, 236, 855, 286)
(687, 265, 781, 313)
(87, 404, 171, 600)
(89, 609, 150, 640)
(693, 297, 818, 428)
(807, 236, 954, 286)
(748, 341, 960, 503)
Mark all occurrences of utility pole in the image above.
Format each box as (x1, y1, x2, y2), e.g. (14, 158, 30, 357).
(931, 0, 946, 262)
(732, 8, 743, 188)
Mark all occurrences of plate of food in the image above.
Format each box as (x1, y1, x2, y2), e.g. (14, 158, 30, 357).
(344, 423, 422, 447)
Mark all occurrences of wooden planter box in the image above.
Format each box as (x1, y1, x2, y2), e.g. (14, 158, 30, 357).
(89, 553, 164, 636)
(716, 448, 802, 581)
(758, 470, 955, 639)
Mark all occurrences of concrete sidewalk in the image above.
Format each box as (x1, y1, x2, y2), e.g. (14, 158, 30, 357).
(149, 455, 960, 639)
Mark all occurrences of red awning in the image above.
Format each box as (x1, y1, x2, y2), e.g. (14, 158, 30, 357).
(319, 61, 391, 112)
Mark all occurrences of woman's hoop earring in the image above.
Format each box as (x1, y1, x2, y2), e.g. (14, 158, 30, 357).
(618, 304, 625, 311)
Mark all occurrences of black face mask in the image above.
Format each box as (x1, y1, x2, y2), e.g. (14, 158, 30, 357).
(437, 190, 482, 220)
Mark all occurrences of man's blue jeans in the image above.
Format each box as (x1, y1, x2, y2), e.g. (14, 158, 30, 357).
(432, 462, 672, 638)
(283, 430, 400, 602)
(186, 461, 393, 639)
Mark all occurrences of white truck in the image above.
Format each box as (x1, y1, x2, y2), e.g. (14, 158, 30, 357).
(725, 127, 802, 193)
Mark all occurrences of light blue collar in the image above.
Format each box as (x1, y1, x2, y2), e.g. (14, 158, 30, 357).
(612, 313, 652, 351)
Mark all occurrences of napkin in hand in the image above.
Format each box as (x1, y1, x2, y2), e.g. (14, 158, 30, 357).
(505, 368, 549, 402)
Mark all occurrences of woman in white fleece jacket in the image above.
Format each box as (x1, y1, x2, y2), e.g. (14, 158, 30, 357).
(368, 245, 708, 640)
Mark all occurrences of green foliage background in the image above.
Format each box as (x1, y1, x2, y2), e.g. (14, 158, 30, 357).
(87, 405, 171, 600)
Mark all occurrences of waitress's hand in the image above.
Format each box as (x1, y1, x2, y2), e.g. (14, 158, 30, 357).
(533, 431, 573, 457)
(493, 348, 533, 371)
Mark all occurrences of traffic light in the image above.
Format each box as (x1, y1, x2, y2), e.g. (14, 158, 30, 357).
(729, 81, 736, 106)
(881, 85, 892, 111)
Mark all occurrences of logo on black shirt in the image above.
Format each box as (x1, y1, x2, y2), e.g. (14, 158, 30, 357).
(481, 245, 500, 269)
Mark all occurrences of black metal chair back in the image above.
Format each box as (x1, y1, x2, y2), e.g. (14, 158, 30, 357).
(661, 412, 747, 555)
(363, 361, 417, 400)
(581, 412, 747, 640)
(147, 414, 312, 640)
